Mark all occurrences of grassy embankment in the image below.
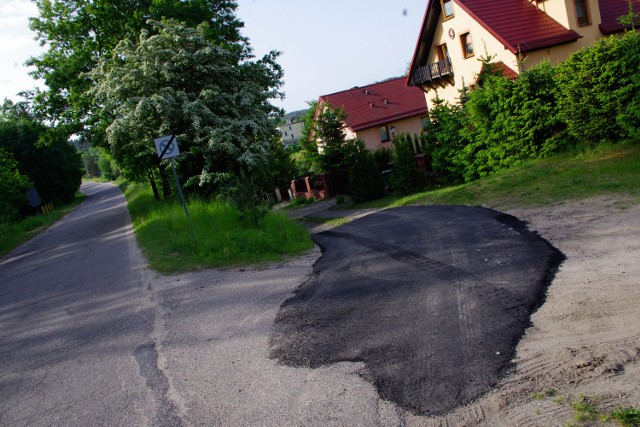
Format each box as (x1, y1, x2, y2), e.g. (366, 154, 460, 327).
(0, 193, 86, 257)
(350, 144, 640, 211)
(123, 183, 313, 273)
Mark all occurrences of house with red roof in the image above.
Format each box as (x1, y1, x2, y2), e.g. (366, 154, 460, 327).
(408, 0, 640, 109)
(314, 77, 428, 151)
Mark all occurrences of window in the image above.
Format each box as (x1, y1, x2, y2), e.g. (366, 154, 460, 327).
(574, 0, 590, 26)
(441, 0, 454, 19)
(461, 32, 474, 58)
(436, 43, 450, 63)
(421, 116, 430, 130)
(379, 125, 390, 142)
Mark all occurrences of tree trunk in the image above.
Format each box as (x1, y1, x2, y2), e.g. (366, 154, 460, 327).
(148, 168, 160, 201)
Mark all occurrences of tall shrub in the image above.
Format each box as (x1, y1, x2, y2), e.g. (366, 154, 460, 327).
(556, 30, 640, 144)
(391, 134, 425, 196)
(462, 61, 568, 181)
(0, 149, 32, 224)
(424, 95, 468, 182)
(347, 140, 384, 202)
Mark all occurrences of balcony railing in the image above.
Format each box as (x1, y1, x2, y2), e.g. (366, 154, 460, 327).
(411, 59, 453, 86)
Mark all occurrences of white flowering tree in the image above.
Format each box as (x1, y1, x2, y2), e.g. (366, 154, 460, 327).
(90, 20, 284, 198)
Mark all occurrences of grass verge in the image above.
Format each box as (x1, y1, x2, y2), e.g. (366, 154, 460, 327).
(124, 183, 314, 273)
(351, 145, 640, 211)
(0, 192, 86, 257)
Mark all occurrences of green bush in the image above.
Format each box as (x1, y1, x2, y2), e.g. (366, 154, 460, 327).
(372, 146, 393, 170)
(348, 140, 385, 202)
(0, 149, 32, 224)
(462, 61, 569, 181)
(0, 120, 83, 204)
(424, 95, 468, 182)
(391, 133, 425, 196)
(556, 30, 640, 144)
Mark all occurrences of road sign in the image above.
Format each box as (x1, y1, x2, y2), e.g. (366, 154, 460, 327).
(154, 135, 180, 159)
(153, 134, 189, 219)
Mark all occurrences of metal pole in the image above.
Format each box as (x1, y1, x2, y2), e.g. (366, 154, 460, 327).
(170, 159, 189, 219)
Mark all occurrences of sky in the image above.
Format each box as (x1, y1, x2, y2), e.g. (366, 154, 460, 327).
(0, 0, 427, 114)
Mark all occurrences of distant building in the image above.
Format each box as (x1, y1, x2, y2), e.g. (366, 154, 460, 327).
(407, 0, 640, 109)
(314, 77, 429, 151)
(277, 118, 304, 148)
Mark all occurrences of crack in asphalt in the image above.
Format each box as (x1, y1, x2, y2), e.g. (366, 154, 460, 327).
(133, 343, 184, 427)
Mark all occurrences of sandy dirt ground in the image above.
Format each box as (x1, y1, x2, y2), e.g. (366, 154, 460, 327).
(406, 195, 640, 426)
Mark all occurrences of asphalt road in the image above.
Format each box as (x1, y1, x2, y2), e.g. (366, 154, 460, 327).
(1, 184, 564, 424)
(0, 182, 158, 426)
(271, 206, 564, 416)
(0, 183, 400, 426)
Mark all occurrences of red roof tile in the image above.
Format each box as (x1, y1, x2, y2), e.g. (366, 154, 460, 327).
(478, 61, 519, 81)
(599, 0, 640, 34)
(319, 77, 428, 132)
(455, 0, 580, 54)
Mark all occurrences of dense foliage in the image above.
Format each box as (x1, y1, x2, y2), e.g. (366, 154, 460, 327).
(461, 61, 568, 181)
(391, 134, 425, 196)
(306, 104, 353, 173)
(347, 140, 385, 202)
(0, 149, 32, 224)
(21, 0, 287, 209)
(90, 20, 284, 199)
(0, 114, 83, 211)
(425, 30, 640, 185)
(27, 0, 245, 138)
(555, 30, 640, 145)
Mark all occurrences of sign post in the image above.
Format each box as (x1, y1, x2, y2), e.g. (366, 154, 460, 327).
(154, 135, 189, 219)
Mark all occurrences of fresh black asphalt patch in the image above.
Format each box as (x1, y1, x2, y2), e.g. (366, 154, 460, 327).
(270, 206, 564, 416)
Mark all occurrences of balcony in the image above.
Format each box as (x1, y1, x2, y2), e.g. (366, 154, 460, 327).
(410, 59, 454, 88)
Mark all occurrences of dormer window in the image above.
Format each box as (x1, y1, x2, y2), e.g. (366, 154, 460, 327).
(441, 0, 454, 19)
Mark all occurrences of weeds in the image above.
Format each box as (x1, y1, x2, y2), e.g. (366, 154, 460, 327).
(531, 391, 640, 426)
(124, 183, 314, 273)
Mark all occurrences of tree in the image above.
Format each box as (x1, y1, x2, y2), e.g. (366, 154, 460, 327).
(347, 140, 384, 202)
(0, 116, 83, 205)
(391, 133, 425, 196)
(27, 0, 246, 139)
(90, 20, 283, 198)
(424, 94, 468, 182)
(309, 104, 353, 173)
(0, 149, 32, 224)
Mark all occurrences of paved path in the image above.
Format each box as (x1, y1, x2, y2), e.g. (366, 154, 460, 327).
(0, 184, 402, 426)
(0, 182, 157, 426)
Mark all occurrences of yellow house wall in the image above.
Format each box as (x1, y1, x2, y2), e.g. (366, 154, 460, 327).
(421, 0, 611, 109)
(522, 0, 605, 67)
(423, 3, 519, 109)
(536, 0, 604, 52)
(348, 116, 427, 151)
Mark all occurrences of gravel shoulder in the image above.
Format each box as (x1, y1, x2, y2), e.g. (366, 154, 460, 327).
(409, 195, 640, 426)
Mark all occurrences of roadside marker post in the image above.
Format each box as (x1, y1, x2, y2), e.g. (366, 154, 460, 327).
(154, 135, 190, 219)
